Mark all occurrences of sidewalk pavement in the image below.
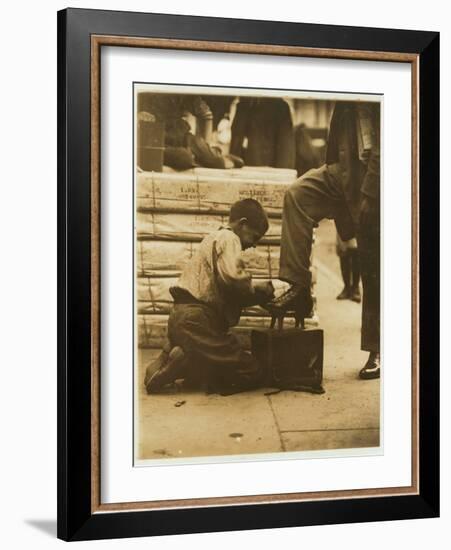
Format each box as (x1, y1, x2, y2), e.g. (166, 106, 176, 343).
(136, 220, 380, 461)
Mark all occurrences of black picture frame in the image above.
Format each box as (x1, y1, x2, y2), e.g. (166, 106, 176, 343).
(57, 7, 439, 541)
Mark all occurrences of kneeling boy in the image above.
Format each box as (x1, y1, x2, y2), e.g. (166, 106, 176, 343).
(144, 198, 274, 395)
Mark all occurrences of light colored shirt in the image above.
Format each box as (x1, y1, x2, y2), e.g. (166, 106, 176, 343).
(176, 227, 255, 326)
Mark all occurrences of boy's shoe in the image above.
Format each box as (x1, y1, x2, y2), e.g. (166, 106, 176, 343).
(145, 346, 186, 394)
(266, 285, 313, 319)
(143, 341, 171, 388)
(359, 352, 380, 380)
(350, 287, 361, 303)
(336, 286, 350, 300)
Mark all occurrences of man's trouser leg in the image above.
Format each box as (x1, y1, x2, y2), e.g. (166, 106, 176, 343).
(357, 207, 380, 353)
(187, 134, 227, 169)
(168, 303, 262, 393)
(279, 164, 355, 289)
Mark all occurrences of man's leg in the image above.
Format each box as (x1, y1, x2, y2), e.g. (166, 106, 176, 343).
(357, 204, 380, 379)
(350, 248, 362, 303)
(187, 134, 226, 168)
(279, 164, 355, 288)
(272, 164, 354, 316)
(337, 253, 352, 300)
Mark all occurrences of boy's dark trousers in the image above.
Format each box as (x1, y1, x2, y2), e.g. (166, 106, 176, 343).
(167, 302, 262, 394)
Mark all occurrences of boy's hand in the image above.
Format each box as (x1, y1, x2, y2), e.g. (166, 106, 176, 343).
(253, 281, 275, 305)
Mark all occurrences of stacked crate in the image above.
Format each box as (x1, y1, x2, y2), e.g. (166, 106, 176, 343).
(136, 166, 318, 349)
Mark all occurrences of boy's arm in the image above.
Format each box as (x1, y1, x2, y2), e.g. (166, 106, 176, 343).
(215, 234, 274, 306)
(215, 234, 254, 298)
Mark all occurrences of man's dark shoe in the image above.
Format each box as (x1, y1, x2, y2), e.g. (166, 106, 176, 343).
(336, 287, 350, 300)
(266, 285, 313, 317)
(145, 346, 186, 394)
(350, 286, 361, 303)
(359, 352, 380, 380)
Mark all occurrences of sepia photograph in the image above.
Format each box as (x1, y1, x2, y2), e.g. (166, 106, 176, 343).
(134, 84, 382, 464)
